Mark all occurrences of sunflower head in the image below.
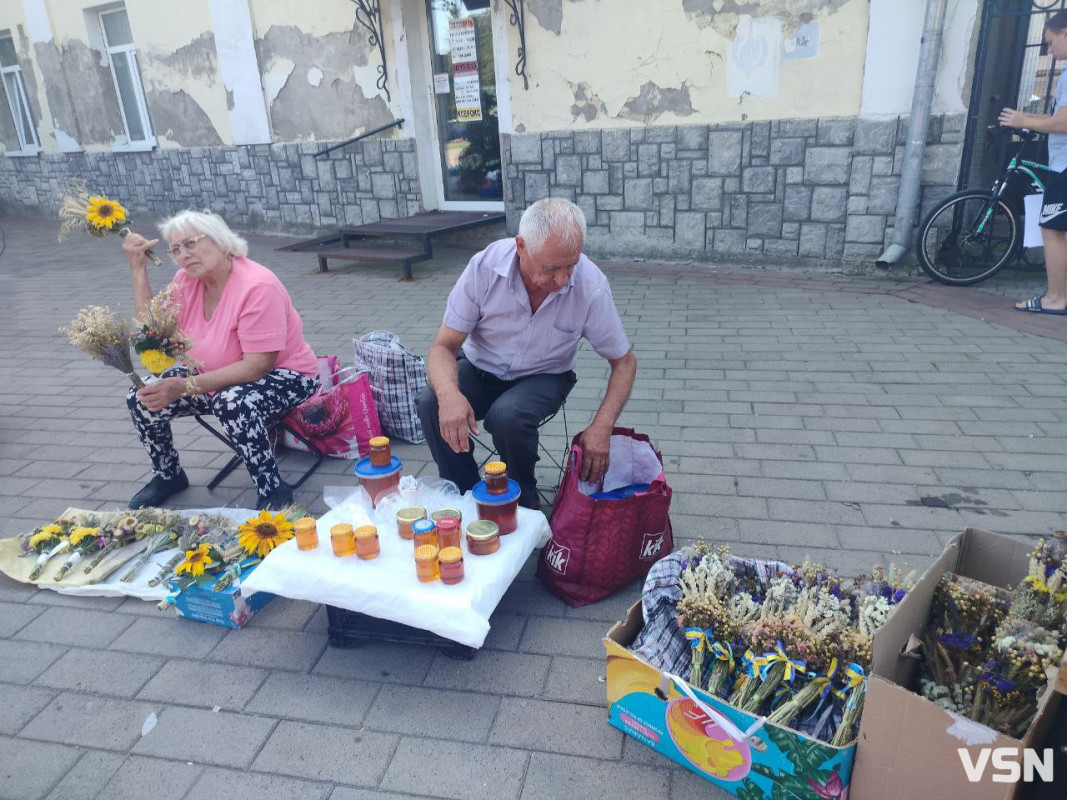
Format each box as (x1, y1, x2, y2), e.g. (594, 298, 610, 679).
(30, 530, 59, 549)
(237, 509, 295, 557)
(175, 542, 215, 577)
(139, 348, 175, 374)
(85, 195, 128, 231)
(42, 523, 65, 536)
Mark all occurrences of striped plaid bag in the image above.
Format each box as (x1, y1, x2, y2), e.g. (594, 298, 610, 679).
(352, 331, 428, 444)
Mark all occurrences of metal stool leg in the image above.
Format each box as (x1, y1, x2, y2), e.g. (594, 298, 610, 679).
(193, 414, 324, 491)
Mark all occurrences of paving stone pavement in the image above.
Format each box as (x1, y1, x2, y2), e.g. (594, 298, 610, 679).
(1, 216, 1065, 799)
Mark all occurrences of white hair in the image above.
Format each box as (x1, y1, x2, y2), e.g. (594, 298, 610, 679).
(518, 198, 586, 254)
(159, 210, 249, 258)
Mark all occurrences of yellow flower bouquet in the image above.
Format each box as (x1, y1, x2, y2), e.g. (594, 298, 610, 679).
(57, 179, 163, 265)
(132, 289, 196, 375)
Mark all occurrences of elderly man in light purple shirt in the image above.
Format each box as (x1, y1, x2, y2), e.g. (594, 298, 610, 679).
(416, 198, 637, 509)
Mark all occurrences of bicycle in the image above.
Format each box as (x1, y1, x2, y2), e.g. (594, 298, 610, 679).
(916, 128, 1051, 286)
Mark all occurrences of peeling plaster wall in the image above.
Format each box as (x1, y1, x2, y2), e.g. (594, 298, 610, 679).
(250, 0, 399, 142)
(506, 0, 870, 132)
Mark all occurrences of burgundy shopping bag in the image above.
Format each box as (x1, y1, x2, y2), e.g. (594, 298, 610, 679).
(283, 355, 382, 458)
(538, 427, 673, 606)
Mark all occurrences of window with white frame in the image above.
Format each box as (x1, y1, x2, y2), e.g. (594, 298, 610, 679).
(0, 35, 39, 155)
(98, 7, 153, 147)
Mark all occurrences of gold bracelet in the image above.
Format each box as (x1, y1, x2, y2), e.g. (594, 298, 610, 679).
(183, 375, 202, 397)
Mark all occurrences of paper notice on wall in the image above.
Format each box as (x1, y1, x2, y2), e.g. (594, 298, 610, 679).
(449, 18, 482, 122)
(727, 14, 781, 98)
(783, 22, 818, 60)
(433, 73, 450, 94)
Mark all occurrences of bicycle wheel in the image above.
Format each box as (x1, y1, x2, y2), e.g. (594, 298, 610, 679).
(917, 189, 1019, 285)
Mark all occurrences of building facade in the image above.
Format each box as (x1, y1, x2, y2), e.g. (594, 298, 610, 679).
(0, 0, 995, 264)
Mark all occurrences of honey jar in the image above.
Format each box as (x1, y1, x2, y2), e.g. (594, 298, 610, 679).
(484, 461, 509, 494)
(414, 544, 439, 582)
(431, 507, 463, 526)
(435, 516, 461, 551)
(412, 518, 437, 549)
(396, 506, 427, 540)
(354, 525, 379, 559)
(368, 435, 392, 467)
(466, 520, 500, 555)
(473, 477, 520, 535)
(353, 455, 403, 508)
(330, 523, 355, 557)
(439, 547, 464, 584)
(294, 517, 318, 551)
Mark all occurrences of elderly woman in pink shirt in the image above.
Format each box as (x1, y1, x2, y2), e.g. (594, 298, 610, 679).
(121, 211, 319, 511)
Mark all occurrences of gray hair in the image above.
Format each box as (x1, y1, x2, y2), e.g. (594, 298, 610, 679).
(518, 198, 586, 253)
(159, 210, 249, 258)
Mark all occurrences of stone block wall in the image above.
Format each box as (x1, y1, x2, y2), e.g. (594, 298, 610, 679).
(0, 138, 423, 232)
(503, 115, 965, 265)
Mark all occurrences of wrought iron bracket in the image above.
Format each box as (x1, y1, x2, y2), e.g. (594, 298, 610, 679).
(351, 0, 391, 102)
(502, 0, 529, 90)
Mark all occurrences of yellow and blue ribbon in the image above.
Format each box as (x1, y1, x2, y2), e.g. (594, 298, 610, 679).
(711, 641, 735, 671)
(684, 627, 713, 654)
(759, 640, 807, 683)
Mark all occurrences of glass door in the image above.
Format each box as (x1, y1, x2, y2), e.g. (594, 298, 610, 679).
(425, 0, 503, 207)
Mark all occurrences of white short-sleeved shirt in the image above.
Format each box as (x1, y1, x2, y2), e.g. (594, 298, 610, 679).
(442, 239, 631, 381)
(1049, 68, 1067, 172)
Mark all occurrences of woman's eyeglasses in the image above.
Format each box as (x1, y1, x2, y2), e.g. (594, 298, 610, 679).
(168, 234, 209, 258)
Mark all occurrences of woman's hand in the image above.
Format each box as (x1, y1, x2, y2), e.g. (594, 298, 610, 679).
(136, 377, 185, 412)
(123, 231, 161, 272)
(999, 108, 1027, 129)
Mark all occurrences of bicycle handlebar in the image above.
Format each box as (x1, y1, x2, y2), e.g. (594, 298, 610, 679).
(987, 124, 1039, 141)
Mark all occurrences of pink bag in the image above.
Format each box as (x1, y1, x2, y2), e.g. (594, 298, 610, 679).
(538, 427, 673, 606)
(282, 355, 382, 459)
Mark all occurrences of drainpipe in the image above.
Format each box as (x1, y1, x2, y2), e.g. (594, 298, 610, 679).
(876, 0, 949, 266)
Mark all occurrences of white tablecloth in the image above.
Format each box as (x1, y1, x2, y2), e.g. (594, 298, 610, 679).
(240, 488, 551, 648)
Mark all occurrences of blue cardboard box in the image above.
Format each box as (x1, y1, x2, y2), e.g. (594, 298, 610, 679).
(169, 563, 274, 629)
(605, 602, 856, 800)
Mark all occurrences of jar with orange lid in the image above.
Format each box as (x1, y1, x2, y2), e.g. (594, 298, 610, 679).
(396, 506, 426, 540)
(484, 461, 509, 494)
(466, 520, 500, 555)
(412, 519, 437, 549)
(330, 523, 355, 557)
(368, 436, 392, 467)
(354, 525, 379, 559)
(414, 544, 439, 582)
(435, 516, 461, 551)
(439, 547, 464, 584)
(294, 517, 319, 551)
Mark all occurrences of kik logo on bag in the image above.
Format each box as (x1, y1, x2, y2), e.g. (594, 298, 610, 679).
(544, 541, 570, 574)
(639, 531, 665, 561)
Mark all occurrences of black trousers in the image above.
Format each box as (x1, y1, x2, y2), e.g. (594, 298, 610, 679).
(416, 358, 576, 508)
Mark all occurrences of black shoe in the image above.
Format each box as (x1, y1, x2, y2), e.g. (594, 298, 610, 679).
(257, 481, 293, 511)
(129, 470, 189, 509)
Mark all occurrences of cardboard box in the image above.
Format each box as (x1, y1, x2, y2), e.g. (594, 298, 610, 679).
(851, 529, 1063, 800)
(170, 565, 274, 629)
(605, 603, 857, 800)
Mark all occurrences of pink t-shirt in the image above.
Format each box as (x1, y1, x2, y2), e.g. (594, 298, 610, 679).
(169, 256, 317, 378)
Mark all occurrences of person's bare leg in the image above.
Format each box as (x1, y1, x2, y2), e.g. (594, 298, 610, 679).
(1016, 227, 1067, 310)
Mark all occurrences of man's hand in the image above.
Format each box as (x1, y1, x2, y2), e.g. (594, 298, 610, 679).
(438, 391, 479, 453)
(136, 377, 185, 412)
(578, 424, 611, 484)
(999, 108, 1027, 129)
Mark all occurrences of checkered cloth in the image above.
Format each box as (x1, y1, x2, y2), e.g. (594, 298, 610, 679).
(353, 331, 428, 444)
(630, 550, 690, 674)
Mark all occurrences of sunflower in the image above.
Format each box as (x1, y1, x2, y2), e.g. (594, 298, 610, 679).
(237, 510, 295, 557)
(139, 348, 175, 374)
(68, 526, 99, 547)
(84, 195, 128, 231)
(41, 523, 64, 536)
(175, 543, 214, 577)
(30, 531, 60, 548)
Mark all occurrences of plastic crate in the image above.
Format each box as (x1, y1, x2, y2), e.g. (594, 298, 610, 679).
(325, 605, 476, 660)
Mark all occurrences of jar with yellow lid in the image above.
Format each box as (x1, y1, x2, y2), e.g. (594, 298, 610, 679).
(439, 547, 464, 584)
(330, 523, 355, 557)
(294, 517, 318, 551)
(368, 436, 392, 467)
(484, 461, 509, 494)
(414, 544, 439, 582)
(466, 520, 500, 555)
(354, 525, 379, 559)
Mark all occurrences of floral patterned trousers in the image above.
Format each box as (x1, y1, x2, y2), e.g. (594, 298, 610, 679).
(127, 366, 319, 497)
